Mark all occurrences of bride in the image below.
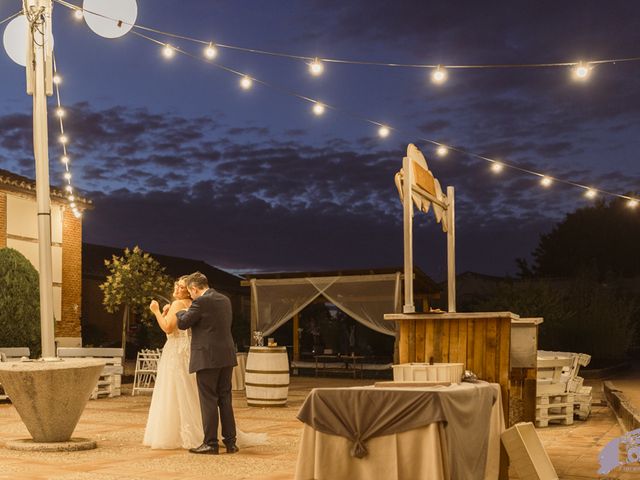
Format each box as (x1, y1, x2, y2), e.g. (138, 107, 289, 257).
(143, 276, 266, 450)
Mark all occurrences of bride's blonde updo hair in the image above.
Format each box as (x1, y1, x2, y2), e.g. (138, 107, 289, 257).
(175, 275, 192, 300)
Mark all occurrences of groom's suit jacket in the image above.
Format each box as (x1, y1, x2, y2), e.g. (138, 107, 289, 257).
(177, 288, 238, 373)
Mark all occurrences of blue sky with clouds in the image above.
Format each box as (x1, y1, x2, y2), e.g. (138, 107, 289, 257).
(1, 0, 639, 278)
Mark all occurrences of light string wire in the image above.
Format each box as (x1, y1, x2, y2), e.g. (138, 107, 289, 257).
(52, 55, 82, 218)
(52, 0, 640, 71)
(0, 10, 22, 26)
(55, 0, 639, 205)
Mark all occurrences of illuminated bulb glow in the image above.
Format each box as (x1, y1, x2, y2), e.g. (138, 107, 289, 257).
(309, 58, 324, 76)
(64, 172, 71, 180)
(491, 162, 503, 173)
(436, 145, 448, 157)
(73, 9, 83, 20)
(240, 76, 253, 90)
(162, 44, 175, 58)
(65, 185, 73, 193)
(61, 156, 69, 164)
(574, 62, 591, 80)
(627, 199, 638, 208)
(53, 75, 62, 85)
(73, 211, 82, 218)
(56, 108, 65, 118)
(70, 202, 76, 209)
(378, 126, 390, 138)
(312, 103, 325, 116)
(68, 195, 75, 202)
(59, 135, 68, 144)
(431, 66, 447, 84)
(540, 176, 552, 187)
(585, 188, 597, 199)
(204, 43, 217, 59)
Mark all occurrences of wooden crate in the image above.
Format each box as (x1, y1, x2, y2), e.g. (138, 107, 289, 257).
(501, 422, 558, 480)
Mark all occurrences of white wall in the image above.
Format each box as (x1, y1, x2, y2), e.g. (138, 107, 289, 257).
(6, 194, 63, 322)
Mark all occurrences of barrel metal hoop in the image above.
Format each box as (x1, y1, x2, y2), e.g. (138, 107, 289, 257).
(246, 397, 288, 401)
(245, 382, 290, 388)
(245, 369, 290, 375)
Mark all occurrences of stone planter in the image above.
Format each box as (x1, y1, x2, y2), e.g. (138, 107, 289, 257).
(0, 358, 105, 450)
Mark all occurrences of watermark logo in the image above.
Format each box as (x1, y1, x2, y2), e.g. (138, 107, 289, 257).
(599, 428, 640, 475)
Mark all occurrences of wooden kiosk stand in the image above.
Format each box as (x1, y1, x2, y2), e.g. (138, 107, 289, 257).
(384, 145, 538, 426)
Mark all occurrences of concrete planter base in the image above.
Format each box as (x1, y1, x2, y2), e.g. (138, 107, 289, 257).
(6, 438, 97, 452)
(0, 359, 105, 444)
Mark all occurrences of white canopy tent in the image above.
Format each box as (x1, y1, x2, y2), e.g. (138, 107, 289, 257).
(242, 268, 441, 360)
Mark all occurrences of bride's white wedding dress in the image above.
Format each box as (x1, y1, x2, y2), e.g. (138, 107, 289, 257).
(143, 328, 266, 449)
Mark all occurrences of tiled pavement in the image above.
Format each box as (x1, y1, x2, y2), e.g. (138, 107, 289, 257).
(0, 377, 635, 479)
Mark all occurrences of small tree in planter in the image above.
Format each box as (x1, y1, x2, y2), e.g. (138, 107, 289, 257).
(0, 248, 41, 357)
(100, 246, 172, 359)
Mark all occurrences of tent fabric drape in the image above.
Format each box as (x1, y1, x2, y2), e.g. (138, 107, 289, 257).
(254, 275, 400, 337)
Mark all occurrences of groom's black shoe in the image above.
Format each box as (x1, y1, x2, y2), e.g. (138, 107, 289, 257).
(224, 443, 239, 454)
(189, 443, 219, 455)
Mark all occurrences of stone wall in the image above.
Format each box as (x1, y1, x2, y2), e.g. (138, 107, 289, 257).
(59, 208, 82, 338)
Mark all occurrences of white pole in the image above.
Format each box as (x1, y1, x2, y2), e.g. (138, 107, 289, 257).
(446, 186, 456, 313)
(26, 0, 56, 358)
(402, 156, 415, 313)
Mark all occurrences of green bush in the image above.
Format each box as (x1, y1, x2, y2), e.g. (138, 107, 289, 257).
(468, 275, 637, 366)
(0, 248, 41, 357)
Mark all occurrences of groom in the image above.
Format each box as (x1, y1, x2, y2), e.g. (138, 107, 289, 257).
(177, 271, 239, 455)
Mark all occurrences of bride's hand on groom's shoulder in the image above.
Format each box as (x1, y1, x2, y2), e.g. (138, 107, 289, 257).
(162, 304, 171, 315)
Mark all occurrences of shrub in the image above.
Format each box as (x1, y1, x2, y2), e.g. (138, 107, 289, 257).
(0, 248, 41, 357)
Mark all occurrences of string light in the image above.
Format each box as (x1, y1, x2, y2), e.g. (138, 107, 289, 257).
(431, 65, 447, 84)
(73, 9, 83, 20)
(59, 134, 68, 144)
(55, 0, 638, 209)
(61, 155, 69, 165)
(240, 75, 253, 90)
(309, 58, 324, 76)
(312, 102, 325, 116)
(436, 145, 448, 157)
(627, 199, 638, 208)
(63, 172, 71, 180)
(53, 74, 62, 85)
(162, 44, 175, 59)
(55, 107, 65, 118)
(574, 62, 591, 80)
(204, 42, 217, 59)
(540, 176, 553, 187)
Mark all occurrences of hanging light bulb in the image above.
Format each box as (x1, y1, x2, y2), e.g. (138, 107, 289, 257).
(65, 185, 73, 193)
(627, 199, 638, 209)
(59, 135, 68, 144)
(68, 195, 75, 202)
(55, 107, 65, 118)
(584, 188, 597, 199)
(240, 76, 253, 90)
(204, 42, 217, 59)
(574, 62, 591, 80)
(64, 172, 71, 180)
(61, 155, 69, 165)
(431, 65, 447, 84)
(73, 9, 83, 20)
(378, 126, 390, 138)
(540, 176, 552, 187)
(73, 210, 82, 218)
(69, 202, 76, 209)
(436, 145, 448, 157)
(162, 44, 175, 59)
(312, 102, 325, 116)
(53, 74, 62, 85)
(491, 162, 503, 173)
(309, 58, 324, 76)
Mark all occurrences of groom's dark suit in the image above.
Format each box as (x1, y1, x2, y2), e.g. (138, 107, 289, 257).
(177, 288, 238, 448)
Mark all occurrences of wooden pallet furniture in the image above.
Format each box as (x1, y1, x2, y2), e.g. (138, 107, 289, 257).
(384, 312, 539, 428)
(0, 347, 31, 401)
(57, 347, 123, 399)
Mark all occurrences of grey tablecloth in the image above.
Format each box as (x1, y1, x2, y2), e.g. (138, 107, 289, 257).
(297, 382, 497, 480)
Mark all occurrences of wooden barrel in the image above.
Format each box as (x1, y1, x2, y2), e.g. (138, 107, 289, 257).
(245, 347, 290, 407)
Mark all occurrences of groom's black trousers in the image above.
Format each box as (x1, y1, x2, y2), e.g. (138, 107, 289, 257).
(196, 366, 237, 446)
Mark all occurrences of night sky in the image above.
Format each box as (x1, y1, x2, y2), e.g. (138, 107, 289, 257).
(1, 0, 639, 279)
